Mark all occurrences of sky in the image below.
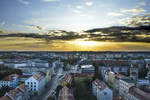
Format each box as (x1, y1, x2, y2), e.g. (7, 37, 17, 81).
(0, 0, 150, 32)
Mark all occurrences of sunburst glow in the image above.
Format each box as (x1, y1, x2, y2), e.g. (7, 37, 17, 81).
(68, 39, 100, 47)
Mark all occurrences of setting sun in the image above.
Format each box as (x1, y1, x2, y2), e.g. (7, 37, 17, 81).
(68, 39, 100, 47)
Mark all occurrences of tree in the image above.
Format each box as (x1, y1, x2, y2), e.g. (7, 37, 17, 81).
(0, 86, 11, 97)
(139, 66, 149, 78)
(55, 85, 63, 98)
(93, 62, 102, 80)
(47, 96, 55, 100)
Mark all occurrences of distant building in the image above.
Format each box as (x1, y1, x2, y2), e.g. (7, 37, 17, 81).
(17, 66, 53, 82)
(25, 72, 46, 93)
(92, 79, 113, 100)
(3, 59, 49, 68)
(0, 83, 29, 100)
(58, 86, 75, 100)
(81, 65, 95, 73)
(147, 71, 150, 83)
(0, 74, 19, 88)
(130, 64, 138, 81)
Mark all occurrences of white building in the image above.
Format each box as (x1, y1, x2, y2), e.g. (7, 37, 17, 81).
(0, 74, 19, 88)
(81, 65, 95, 73)
(92, 79, 113, 100)
(119, 78, 136, 99)
(25, 72, 46, 93)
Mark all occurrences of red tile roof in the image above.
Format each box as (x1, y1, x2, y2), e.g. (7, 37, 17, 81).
(129, 86, 150, 100)
(59, 86, 74, 100)
(17, 84, 26, 92)
(0, 96, 11, 100)
(33, 72, 45, 82)
(2, 74, 19, 81)
(63, 74, 72, 84)
(6, 88, 22, 100)
(93, 79, 107, 91)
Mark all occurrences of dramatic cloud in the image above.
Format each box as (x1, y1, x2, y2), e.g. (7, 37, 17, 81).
(28, 25, 45, 30)
(85, 2, 93, 6)
(17, 0, 30, 5)
(120, 8, 146, 14)
(126, 15, 150, 26)
(43, 0, 59, 2)
(118, 14, 150, 27)
(0, 30, 6, 33)
(108, 12, 124, 16)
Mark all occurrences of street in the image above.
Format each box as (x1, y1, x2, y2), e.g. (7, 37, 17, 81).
(31, 67, 64, 100)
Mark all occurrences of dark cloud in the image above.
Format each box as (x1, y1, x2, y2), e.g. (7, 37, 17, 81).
(28, 25, 44, 30)
(0, 30, 6, 34)
(126, 14, 150, 26)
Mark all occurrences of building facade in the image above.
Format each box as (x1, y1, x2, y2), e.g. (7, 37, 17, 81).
(92, 79, 113, 100)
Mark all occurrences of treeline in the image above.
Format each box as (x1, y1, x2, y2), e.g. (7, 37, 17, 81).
(0, 66, 22, 80)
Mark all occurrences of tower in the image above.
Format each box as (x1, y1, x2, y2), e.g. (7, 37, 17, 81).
(130, 64, 138, 81)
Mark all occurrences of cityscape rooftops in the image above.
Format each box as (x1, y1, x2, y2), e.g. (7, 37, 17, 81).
(129, 86, 150, 100)
(1, 74, 19, 81)
(120, 78, 136, 83)
(58, 86, 74, 100)
(93, 79, 107, 91)
(32, 72, 46, 82)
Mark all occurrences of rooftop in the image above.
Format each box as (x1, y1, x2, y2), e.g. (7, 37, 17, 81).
(1, 74, 19, 81)
(129, 86, 150, 100)
(32, 72, 46, 82)
(121, 78, 136, 83)
(58, 86, 74, 100)
(93, 79, 107, 91)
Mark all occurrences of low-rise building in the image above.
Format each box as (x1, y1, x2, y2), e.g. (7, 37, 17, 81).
(119, 78, 136, 99)
(81, 65, 95, 74)
(108, 71, 115, 87)
(0, 83, 29, 100)
(61, 74, 73, 86)
(127, 86, 150, 100)
(92, 79, 113, 100)
(25, 72, 46, 94)
(58, 86, 75, 100)
(0, 74, 19, 88)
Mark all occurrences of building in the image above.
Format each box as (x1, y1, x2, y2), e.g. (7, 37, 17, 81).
(58, 86, 75, 100)
(130, 64, 138, 81)
(127, 86, 150, 100)
(25, 72, 46, 93)
(147, 71, 150, 83)
(61, 74, 73, 86)
(0, 83, 29, 100)
(17, 66, 53, 82)
(119, 78, 136, 99)
(92, 79, 113, 100)
(81, 65, 95, 73)
(3, 59, 49, 68)
(114, 74, 125, 91)
(108, 71, 115, 87)
(0, 74, 19, 88)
